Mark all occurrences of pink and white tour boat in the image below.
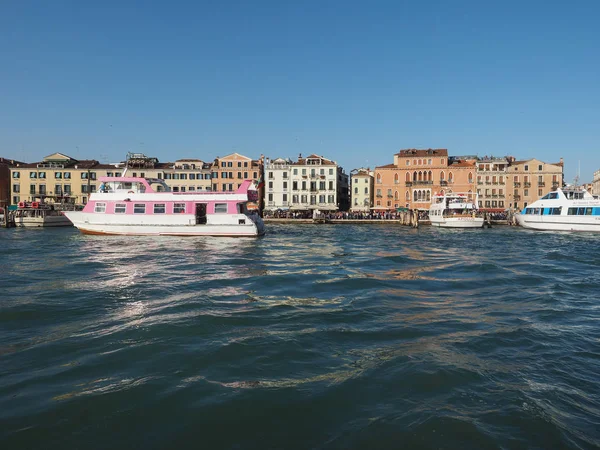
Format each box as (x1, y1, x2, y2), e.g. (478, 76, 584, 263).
(63, 176, 265, 237)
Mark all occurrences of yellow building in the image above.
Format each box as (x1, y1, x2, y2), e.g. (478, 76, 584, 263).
(9, 153, 123, 205)
(507, 158, 563, 210)
(350, 168, 373, 212)
(158, 159, 213, 192)
(475, 157, 510, 211)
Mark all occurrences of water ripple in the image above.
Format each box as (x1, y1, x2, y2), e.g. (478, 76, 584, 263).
(1, 225, 600, 449)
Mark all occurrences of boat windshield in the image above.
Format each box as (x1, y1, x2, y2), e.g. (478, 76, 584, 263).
(99, 181, 149, 193)
(541, 192, 559, 200)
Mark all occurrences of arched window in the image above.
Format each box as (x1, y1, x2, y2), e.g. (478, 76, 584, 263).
(448, 172, 454, 183)
(413, 191, 417, 201)
(426, 191, 431, 201)
(405, 191, 410, 200)
(405, 172, 411, 182)
(418, 171, 423, 181)
(376, 174, 382, 183)
(394, 191, 399, 200)
(428, 171, 433, 181)
(440, 171, 445, 181)
(394, 173, 399, 184)
(468, 172, 473, 183)
(413, 171, 417, 181)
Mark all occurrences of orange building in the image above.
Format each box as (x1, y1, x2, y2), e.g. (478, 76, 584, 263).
(210, 152, 264, 210)
(374, 149, 477, 210)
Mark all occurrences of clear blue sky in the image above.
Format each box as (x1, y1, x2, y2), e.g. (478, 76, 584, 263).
(1, 0, 598, 181)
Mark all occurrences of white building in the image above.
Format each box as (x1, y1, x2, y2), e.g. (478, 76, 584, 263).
(264, 157, 292, 211)
(265, 154, 348, 212)
(350, 168, 373, 212)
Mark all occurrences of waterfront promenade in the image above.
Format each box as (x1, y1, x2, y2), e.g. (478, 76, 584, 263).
(263, 217, 512, 226)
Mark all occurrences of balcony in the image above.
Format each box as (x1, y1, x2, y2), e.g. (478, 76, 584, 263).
(440, 180, 448, 186)
(514, 195, 521, 200)
(405, 181, 413, 187)
(538, 182, 545, 187)
(524, 182, 531, 188)
(477, 181, 483, 185)
(376, 194, 383, 198)
(514, 182, 521, 187)
(413, 180, 433, 186)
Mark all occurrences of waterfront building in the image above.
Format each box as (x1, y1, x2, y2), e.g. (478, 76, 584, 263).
(0, 157, 24, 209)
(507, 158, 563, 211)
(350, 168, 374, 212)
(264, 157, 292, 212)
(158, 159, 213, 192)
(374, 149, 476, 211)
(210, 153, 263, 211)
(9, 153, 123, 205)
(475, 156, 511, 212)
(210, 153, 261, 192)
(283, 154, 349, 212)
(593, 169, 600, 196)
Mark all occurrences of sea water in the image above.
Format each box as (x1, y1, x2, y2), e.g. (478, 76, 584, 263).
(1, 225, 599, 449)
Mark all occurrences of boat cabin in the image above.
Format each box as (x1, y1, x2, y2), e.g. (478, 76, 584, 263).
(97, 177, 171, 194)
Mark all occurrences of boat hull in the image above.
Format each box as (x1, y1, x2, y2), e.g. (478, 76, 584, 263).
(430, 217, 485, 228)
(14, 215, 73, 227)
(63, 212, 265, 237)
(515, 214, 600, 232)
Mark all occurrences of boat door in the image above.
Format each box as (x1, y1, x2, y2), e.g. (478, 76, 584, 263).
(195, 203, 207, 224)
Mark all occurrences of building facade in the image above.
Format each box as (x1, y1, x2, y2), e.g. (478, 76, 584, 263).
(350, 168, 373, 212)
(210, 153, 261, 192)
(475, 157, 510, 211)
(159, 159, 213, 192)
(592, 169, 600, 196)
(374, 149, 477, 211)
(507, 158, 563, 211)
(9, 153, 123, 205)
(264, 157, 292, 211)
(263, 153, 347, 212)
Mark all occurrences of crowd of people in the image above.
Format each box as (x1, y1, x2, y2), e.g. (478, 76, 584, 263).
(263, 210, 429, 220)
(263, 209, 514, 222)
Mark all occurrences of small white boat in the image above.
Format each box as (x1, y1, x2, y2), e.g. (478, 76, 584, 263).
(515, 186, 600, 232)
(429, 192, 484, 228)
(63, 176, 265, 237)
(13, 202, 73, 228)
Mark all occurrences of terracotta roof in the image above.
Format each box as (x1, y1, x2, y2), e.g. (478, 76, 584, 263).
(449, 160, 476, 168)
(396, 148, 448, 157)
(375, 163, 397, 169)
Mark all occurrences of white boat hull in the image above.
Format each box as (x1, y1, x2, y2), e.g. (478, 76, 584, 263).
(63, 212, 265, 236)
(430, 217, 484, 228)
(515, 215, 600, 232)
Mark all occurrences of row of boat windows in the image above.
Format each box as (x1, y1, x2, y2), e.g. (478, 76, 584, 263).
(524, 207, 600, 216)
(94, 203, 229, 214)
